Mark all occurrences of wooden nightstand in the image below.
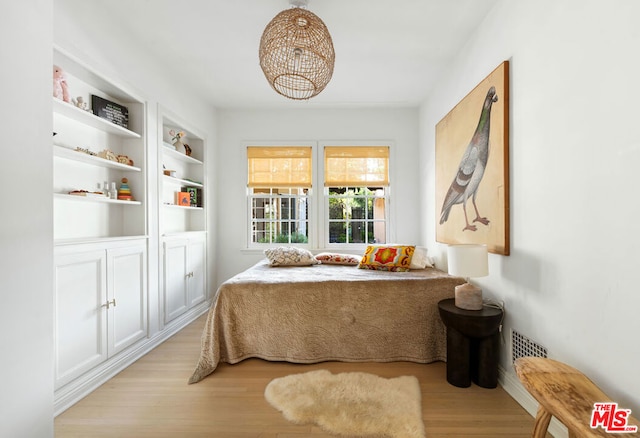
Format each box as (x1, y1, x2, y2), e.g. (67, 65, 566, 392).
(437, 298, 503, 388)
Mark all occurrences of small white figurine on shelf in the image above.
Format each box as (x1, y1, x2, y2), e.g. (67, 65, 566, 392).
(73, 96, 89, 111)
(53, 65, 70, 103)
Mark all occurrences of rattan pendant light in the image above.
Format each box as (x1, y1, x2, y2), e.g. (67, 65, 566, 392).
(259, 0, 335, 100)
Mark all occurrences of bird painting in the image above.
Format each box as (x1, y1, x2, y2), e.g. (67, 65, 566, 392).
(439, 86, 498, 231)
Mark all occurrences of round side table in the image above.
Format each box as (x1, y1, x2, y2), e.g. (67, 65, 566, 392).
(437, 298, 503, 388)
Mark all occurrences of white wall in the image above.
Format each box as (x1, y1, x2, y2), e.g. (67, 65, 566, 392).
(420, 0, 640, 414)
(214, 108, 419, 285)
(0, 1, 54, 436)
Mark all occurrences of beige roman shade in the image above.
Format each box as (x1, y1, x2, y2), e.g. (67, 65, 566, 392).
(247, 146, 312, 188)
(324, 146, 389, 187)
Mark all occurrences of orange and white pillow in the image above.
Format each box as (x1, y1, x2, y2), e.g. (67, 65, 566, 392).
(358, 245, 415, 272)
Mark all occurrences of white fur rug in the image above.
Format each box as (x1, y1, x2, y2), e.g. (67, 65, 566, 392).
(264, 369, 426, 438)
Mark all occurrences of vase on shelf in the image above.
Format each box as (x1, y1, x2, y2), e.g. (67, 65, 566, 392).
(173, 139, 186, 155)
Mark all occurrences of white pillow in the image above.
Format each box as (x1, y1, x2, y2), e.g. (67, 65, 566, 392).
(410, 246, 433, 269)
(264, 246, 320, 266)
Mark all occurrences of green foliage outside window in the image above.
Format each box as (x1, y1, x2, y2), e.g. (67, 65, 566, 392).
(328, 187, 383, 244)
(258, 232, 308, 244)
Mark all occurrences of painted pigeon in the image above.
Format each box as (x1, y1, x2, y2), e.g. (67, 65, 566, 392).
(439, 86, 498, 231)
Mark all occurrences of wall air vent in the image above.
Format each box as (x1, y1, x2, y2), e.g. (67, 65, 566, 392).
(512, 329, 547, 363)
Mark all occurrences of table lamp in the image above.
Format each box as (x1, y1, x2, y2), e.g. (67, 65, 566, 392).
(447, 244, 488, 310)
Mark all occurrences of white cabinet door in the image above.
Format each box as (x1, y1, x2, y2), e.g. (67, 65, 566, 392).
(188, 236, 206, 307)
(163, 239, 189, 323)
(107, 244, 148, 356)
(54, 250, 107, 389)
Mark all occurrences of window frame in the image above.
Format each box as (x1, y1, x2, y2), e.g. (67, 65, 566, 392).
(245, 141, 394, 251)
(246, 142, 315, 249)
(247, 186, 312, 246)
(319, 142, 392, 251)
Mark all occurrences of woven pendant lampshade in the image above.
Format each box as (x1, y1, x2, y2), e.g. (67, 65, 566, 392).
(259, 3, 335, 100)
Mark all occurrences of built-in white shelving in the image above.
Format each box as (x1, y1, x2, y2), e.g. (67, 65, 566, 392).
(53, 46, 152, 417)
(157, 105, 208, 329)
(158, 107, 206, 235)
(53, 46, 147, 241)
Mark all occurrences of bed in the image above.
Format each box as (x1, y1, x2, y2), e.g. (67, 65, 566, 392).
(189, 258, 465, 384)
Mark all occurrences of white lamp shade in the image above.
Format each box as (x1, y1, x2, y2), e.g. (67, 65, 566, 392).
(447, 244, 488, 278)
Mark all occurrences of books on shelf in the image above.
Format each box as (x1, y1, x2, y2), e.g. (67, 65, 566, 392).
(182, 186, 203, 207)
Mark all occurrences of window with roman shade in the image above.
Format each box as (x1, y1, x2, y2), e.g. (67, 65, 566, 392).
(247, 146, 312, 188)
(323, 145, 389, 246)
(324, 146, 389, 187)
(247, 146, 312, 246)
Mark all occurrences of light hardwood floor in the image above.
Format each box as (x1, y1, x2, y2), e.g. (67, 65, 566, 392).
(55, 314, 544, 437)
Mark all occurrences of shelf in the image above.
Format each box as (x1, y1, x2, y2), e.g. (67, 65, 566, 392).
(54, 193, 142, 205)
(53, 47, 147, 242)
(162, 175, 203, 188)
(53, 98, 141, 139)
(55, 235, 148, 247)
(162, 231, 206, 238)
(159, 106, 207, 240)
(54, 145, 141, 171)
(163, 143, 203, 165)
(163, 204, 203, 210)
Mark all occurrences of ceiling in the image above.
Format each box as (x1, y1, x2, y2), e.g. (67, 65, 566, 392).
(96, 0, 498, 109)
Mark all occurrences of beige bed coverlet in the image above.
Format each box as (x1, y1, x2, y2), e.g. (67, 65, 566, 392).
(189, 259, 464, 383)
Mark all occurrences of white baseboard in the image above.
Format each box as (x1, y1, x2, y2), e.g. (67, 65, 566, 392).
(54, 303, 210, 416)
(499, 365, 568, 438)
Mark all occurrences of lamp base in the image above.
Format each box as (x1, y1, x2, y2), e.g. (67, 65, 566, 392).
(454, 283, 483, 310)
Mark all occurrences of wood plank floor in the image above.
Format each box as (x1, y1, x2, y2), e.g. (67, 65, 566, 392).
(55, 314, 545, 437)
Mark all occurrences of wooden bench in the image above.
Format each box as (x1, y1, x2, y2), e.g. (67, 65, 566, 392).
(514, 357, 639, 437)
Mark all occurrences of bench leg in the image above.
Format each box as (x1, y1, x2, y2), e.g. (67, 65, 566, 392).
(532, 406, 552, 438)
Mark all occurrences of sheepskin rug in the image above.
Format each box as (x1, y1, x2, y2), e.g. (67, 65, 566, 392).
(264, 369, 426, 438)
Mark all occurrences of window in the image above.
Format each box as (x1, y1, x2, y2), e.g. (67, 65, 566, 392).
(247, 144, 390, 248)
(324, 146, 389, 245)
(247, 146, 312, 245)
